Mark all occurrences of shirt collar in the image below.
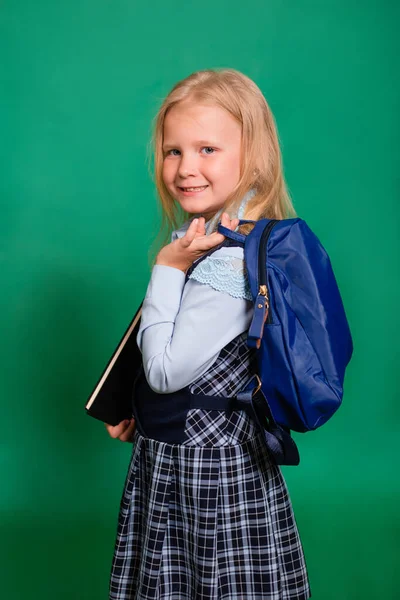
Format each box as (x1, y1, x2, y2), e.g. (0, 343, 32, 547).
(171, 188, 256, 241)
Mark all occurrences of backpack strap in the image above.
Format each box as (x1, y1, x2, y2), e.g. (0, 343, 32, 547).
(216, 218, 255, 244)
(236, 375, 300, 466)
(244, 219, 279, 347)
(217, 218, 279, 345)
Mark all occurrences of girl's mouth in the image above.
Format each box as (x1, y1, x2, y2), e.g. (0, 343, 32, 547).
(178, 185, 209, 196)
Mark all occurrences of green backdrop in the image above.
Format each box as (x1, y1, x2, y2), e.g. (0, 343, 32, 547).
(1, 1, 398, 598)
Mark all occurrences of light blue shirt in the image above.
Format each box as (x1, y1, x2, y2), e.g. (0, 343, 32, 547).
(137, 190, 256, 394)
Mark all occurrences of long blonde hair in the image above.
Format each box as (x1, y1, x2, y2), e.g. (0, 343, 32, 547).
(146, 68, 297, 265)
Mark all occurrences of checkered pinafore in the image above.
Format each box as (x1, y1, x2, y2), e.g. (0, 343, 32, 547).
(108, 330, 311, 600)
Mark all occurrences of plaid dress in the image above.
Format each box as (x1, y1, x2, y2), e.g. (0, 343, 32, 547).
(109, 332, 311, 600)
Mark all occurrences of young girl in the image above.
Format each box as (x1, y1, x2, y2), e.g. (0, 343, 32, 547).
(106, 68, 311, 600)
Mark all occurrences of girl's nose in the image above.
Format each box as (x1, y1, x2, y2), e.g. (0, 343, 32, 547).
(178, 162, 198, 179)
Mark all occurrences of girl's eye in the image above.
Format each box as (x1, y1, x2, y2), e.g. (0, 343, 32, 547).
(164, 147, 216, 156)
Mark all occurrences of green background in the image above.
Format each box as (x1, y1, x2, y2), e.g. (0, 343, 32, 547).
(1, 1, 398, 598)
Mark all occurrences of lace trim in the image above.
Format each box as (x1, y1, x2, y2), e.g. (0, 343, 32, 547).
(189, 255, 253, 301)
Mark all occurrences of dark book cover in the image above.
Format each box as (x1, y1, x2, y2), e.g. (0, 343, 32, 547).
(85, 302, 143, 426)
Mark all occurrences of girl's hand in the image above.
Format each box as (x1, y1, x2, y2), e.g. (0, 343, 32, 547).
(156, 212, 240, 273)
(105, 418, 136, 443)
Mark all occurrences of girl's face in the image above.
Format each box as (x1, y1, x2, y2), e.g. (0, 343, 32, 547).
(162, 101, 242, 221)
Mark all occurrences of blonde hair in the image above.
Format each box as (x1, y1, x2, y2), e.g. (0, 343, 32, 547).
(146, 68, 297, 265)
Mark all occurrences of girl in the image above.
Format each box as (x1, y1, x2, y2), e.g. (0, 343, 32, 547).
(106, 68, 311, 600)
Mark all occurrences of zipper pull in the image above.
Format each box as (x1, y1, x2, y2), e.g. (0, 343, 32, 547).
(248, 285, 269, 349)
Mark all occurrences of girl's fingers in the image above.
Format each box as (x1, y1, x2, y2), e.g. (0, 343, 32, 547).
(180, 218, 199, 247)
(118, 419, 136, 442)
(196, 216, 206, 236)
(105, 422, 124, 439)
(198, 231, 225, 248)
(177, 212, 239, 255)
(220, 212, 228, 227)
(105, 419, 133, 439)
(220, 212, 239, 231)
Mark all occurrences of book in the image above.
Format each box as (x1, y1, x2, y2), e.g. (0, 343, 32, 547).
(85, 302, 143, 426)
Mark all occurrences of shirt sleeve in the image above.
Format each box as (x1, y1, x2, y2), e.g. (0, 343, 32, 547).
(136, 262, 254, 394)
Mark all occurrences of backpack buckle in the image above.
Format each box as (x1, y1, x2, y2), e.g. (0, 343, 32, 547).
(253, 374, 262, 395)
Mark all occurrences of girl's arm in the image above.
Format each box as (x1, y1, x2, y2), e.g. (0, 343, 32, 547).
(137, 213, 252, 394)
(137, 265, 253, 393)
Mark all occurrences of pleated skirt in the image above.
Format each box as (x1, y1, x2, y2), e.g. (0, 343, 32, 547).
(109, 408, 311, 600)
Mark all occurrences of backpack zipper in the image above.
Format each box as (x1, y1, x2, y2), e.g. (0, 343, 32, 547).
(257, 219, 278, 324)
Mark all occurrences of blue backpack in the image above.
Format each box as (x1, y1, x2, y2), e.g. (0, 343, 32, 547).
(190, 217, 353, 466)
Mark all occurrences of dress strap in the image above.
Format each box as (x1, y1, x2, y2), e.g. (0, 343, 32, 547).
(132, 368, 255, 443)
(189, 393, 251, 414)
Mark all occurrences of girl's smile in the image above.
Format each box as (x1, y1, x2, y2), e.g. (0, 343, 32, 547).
(177, 184, 209, 196)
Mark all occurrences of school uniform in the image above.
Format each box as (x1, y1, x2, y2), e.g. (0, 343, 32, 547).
(109, 190, 311, 600)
